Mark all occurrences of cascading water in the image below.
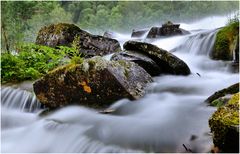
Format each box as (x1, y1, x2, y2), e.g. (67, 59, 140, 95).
(1, 87, 42, 112)
(169, 29, 219, 56)
(1, 15, 238, 153)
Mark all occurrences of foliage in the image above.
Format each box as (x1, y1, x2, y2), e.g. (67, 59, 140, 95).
(1, 43, 82, 83)
(1, 1, 239, 50)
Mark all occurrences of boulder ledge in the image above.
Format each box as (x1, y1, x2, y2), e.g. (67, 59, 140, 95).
(33, 56, 152, 109)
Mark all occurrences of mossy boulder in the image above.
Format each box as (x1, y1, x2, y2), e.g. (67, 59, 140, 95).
(211, 21, 239, 61)
(123, 41, 191, 75)
(36, 23, 121, 57)
(33, 56, 152, 109)
(205, 83, 239, 104)
(36, 23, 83, 47)
(209, 93, 239, 152)
(111, 51, 162, 76)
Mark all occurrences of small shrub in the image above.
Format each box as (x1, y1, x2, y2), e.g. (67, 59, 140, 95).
(1, 43, 83, 83)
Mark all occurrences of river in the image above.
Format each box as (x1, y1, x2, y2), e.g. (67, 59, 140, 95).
(1, 15, 238, 153)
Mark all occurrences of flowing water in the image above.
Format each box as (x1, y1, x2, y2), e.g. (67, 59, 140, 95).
(1, 15, 239, 153)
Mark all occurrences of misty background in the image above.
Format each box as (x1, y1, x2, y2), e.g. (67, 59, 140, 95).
(1, 1, 239, 51)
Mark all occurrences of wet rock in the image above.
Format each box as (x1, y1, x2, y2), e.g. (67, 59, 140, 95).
(72, 34, 121, 57)
(210, 95, 232, 107)
(211, 22, 239, 60)
(33, 56, 152, 109)
(111, 51, 162, 76)
(146, 21, 190, 38)
(131, 28, 148, 38)
(209, 93, 239, 153)
(123, 41, 191, 75)
(205, 83, 239, 104)
(36, 23, 121, 57)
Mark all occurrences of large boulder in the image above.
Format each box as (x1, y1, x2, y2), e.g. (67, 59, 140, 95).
(209, 93, 239, 152)
(111, 51, 162, 76)
(146, 21, 190, 38)
(33, 56, 153, 109)
(36, 23, 121, 57)
(123, 41, 191, 75)
(205, 83, 239, 104)
(36, 23, 82, 47)
(211, 21, 239, 61)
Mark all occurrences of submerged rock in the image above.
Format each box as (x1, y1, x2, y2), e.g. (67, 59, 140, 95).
(123, 41, 191, 75)
(111, 51, 162, 76)
(33, 56, 152, 109)
(209, 93, 239, 152)
(131, 28, 149, 38)
(36, 23, 121, 57)
(205, 83, 239, 104)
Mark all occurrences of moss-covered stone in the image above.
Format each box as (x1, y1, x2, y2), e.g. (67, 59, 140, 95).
(210, 96, 229, 107)
(36, 23, 82, 48)
(209, 93, 239, 152)
(205, 83, 239, 104)
(211, 21, 239, 60)
(36, 23, 121, 57)
(123, 41, 191, 75)
(33, 56, 152, 109)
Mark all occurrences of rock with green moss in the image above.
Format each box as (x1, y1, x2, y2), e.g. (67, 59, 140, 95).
(210, 95, 232, 107)
(211, 21, 239, 61)
(36, 23, 121, 57)
(33, 56, 152, 109)
(209, 93, 239, 152)
(205, 83, 239, 104)
(111, 51, 162, 76)
(36, 23, 83, 47)
(123, 41, 191, 75)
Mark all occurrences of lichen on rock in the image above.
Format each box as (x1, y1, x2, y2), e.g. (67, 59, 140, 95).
(209, 93, 239, 152)
(33, 56, 152, 109)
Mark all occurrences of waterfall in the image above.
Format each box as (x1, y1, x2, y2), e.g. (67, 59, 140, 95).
(1, 87, 42, 112)
(171, 29, 219, 56)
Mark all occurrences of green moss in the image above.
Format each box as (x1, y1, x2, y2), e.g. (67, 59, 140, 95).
(40, 23, 80, 36)
(209, 93, 239, 152)
(228, 92, 239, 105)
(212, 21, 239, 60)
(206, 82, 239, 103)
(211, 99, 225, 107)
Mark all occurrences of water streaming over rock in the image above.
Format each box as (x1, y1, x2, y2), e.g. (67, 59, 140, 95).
(1, 87, 42, 112)
(170, 29, 219, 56)
(1, 15, 238, 153)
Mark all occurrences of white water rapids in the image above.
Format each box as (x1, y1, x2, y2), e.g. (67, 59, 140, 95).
(1, 15, 239, 153)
